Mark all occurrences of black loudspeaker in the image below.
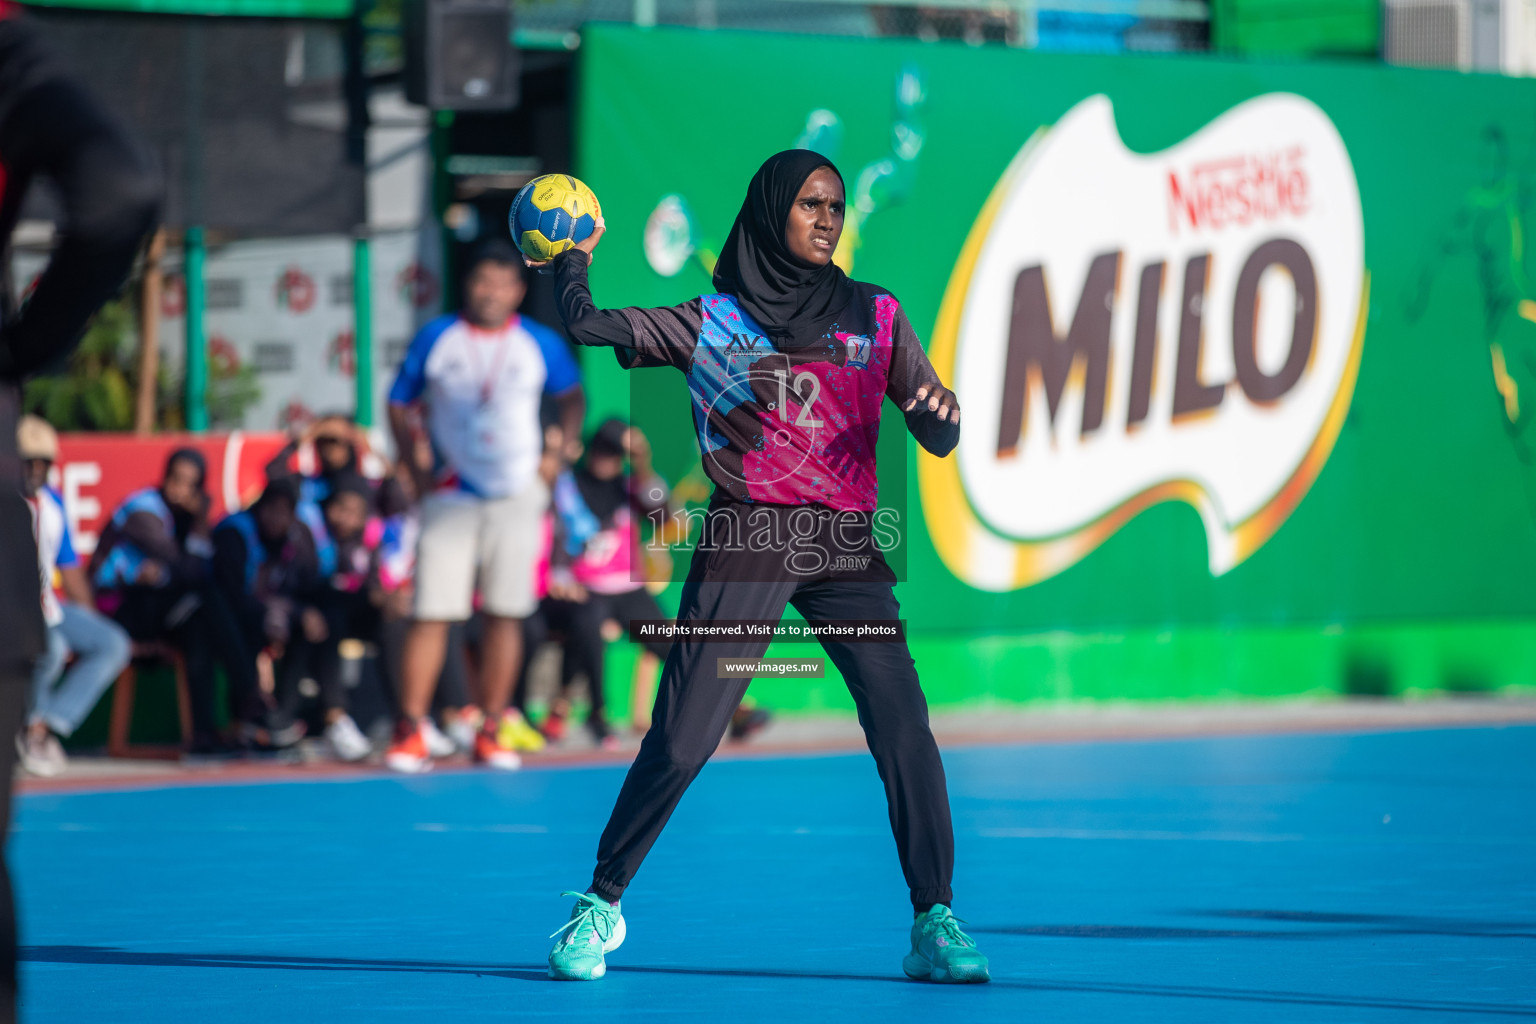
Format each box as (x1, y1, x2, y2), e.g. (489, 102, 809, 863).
(404, 0, 519, 111)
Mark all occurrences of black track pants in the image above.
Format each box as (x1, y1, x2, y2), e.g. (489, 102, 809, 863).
(588, 569, 955, 911)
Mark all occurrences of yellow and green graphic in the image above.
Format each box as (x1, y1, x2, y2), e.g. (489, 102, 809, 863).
(573, 25, 1536, 705)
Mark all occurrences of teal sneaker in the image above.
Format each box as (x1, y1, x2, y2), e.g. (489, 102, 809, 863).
(902, 904, 991, 984)
(548, 890, 626, 980)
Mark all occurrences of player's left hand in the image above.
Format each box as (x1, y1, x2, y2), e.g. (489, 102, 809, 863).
(904, 384, 961, 425)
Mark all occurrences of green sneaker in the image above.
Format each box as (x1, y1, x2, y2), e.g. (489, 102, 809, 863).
(548, 890, 626, 980)
(902, 904, 991, 984)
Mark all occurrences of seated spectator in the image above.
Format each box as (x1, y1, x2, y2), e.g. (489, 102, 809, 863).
(372, 473, 467, 757)
(210, 479, 325, 745)
(292, 471, 384, 761)
(266, 413, 374, 506)
(534, 420, 675, 748)
(529, 420, 772, 746)
(90, 450, 292, 753)
(14, 416, 131, 776)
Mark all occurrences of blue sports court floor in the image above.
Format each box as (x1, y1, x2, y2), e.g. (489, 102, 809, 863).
(11, 723, 1535, 1022)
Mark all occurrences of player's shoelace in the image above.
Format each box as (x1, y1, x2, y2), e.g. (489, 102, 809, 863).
(927, 910, 977, 948)
(550, 891, 616, 946)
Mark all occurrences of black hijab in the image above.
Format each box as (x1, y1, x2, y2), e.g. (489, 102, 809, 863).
(164, 447, 207, 490)
(711, 149, 855, 350)
(163, 447, 208, 542)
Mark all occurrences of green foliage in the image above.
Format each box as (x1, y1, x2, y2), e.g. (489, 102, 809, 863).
(206, 360, 262, 431)
(23, 294, 263, 432)
(24, 300, 137, 431)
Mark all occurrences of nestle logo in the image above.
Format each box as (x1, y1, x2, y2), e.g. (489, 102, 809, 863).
(1168, 148, 1309, 235)
(929, 93, 1365, 592)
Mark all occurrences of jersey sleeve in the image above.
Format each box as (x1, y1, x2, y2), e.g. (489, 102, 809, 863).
(524, 318, 582, 394)
(388, 315, 455, 405)
(375, 515, 416, 593)
(48, 489, 78, 569)
(885, 300, 961, 459)
(553, 249, 700, 371)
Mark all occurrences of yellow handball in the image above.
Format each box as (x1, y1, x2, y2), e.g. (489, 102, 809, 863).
(508, 174, 602, 262)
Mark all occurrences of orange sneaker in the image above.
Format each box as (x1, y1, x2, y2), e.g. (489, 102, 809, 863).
(385, 721, 433, 774)
(541, 710, 569, 742)
(473, 728, 523, 771)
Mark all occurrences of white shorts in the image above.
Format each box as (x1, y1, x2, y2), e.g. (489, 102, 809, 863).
(412, 480, 549, 621)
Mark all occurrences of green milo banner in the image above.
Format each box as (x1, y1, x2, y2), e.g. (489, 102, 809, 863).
(574, 24, 1536, 708)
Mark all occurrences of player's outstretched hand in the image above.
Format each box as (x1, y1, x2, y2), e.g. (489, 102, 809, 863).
(903, 384, 961, 425)
(524, 218, 606, 272)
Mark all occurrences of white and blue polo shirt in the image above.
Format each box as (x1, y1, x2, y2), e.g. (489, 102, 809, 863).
(389, 313, 580, 499)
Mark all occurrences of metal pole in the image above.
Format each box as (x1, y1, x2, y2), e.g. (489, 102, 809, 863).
(353, 232, 373, 428)
(184, 21, 208, 432)
(135, 228, 165, 435)
(185, 226, 208, 432)
(431, 108, 455, 315)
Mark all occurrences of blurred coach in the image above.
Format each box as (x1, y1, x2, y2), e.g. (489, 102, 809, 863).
(385, 240, 584, 772)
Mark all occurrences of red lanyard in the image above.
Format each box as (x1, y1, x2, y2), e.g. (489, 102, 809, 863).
(463, 320, 515, 405)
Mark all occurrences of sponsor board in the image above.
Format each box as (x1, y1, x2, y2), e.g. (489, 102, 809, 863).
(581, 27, 1536, 633)
(14, 228, 441, 432)
(49, 434, 289, 555)
(922, 94, 1367, 591)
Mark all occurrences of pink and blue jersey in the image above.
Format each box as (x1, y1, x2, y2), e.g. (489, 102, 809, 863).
(554, 255, 955, 511)
(684, 291, 896, 510)
(549, 467, 667, 595)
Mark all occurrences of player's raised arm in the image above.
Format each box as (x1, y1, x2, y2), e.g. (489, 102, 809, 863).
(543, 224, 624, 346)
(886, 302, 961, 458)
(548, 231, 700, 371)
